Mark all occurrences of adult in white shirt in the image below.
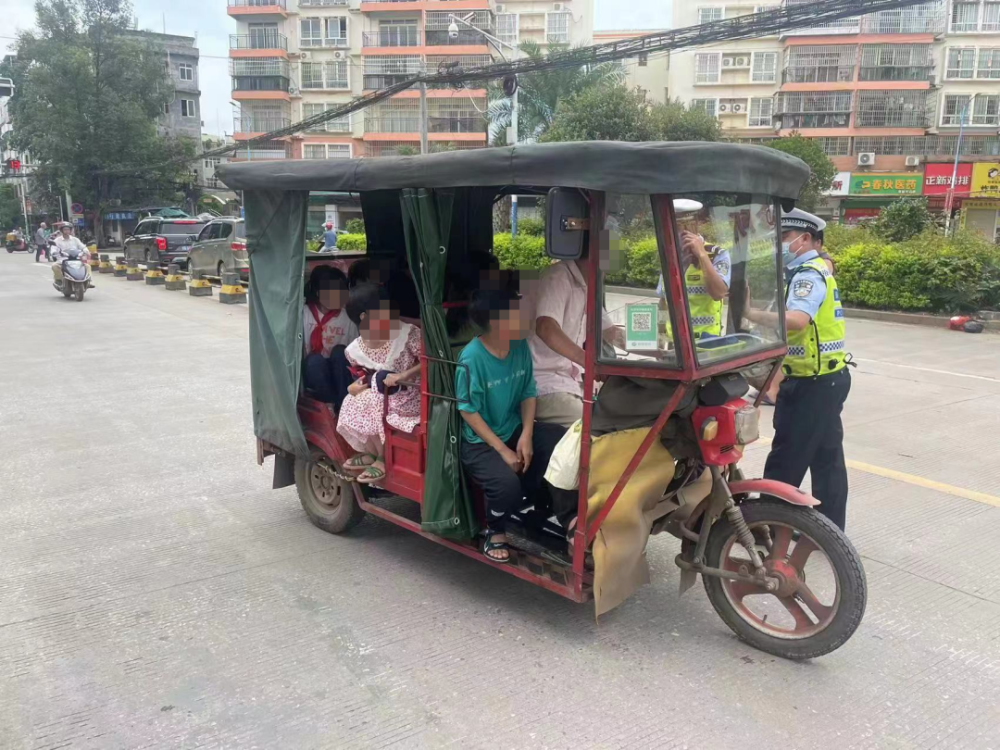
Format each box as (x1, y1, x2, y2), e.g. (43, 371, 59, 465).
(50, 223, 90, 286)
(526, 258, 621, 428)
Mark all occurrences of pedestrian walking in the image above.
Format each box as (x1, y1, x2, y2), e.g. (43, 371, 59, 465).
(34, 222, 50, 262)
(748, 208, 852, 530)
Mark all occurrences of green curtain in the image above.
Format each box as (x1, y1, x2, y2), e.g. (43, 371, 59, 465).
(246, 189, 310, 458)
(401, 188, 479, 540)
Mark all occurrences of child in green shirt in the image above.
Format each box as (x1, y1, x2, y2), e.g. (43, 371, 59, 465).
(456, 288, 566, 563)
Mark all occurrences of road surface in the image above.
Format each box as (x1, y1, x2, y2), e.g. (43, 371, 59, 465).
(2, 251, 1000, 749)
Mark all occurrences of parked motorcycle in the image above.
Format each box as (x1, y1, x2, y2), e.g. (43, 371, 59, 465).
(5, 233, 29, 253)
(53, 247, 93, 301)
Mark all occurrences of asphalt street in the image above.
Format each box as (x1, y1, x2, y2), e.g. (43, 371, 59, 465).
(2, 250, 1000, 749)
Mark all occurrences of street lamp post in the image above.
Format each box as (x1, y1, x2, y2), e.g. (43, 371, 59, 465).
(944, 94, 976, 236)
(448, 14, 521, 234)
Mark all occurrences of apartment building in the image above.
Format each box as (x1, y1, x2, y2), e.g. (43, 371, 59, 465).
(592, 30, 669, 104)
(493, 0, 593, 50)
(669, 2, 785, 139)
(125, 31, 203, 141)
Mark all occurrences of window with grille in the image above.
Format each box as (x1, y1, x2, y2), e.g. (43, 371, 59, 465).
(947, 48, 977, 78)
(814, 137, 851, 156)
(497, 14, 518, 47)
(951, 1, 980, 31)
(748, 97, 773, 127)
(785, 46, 856, 84)
(695, 53, 721, 84)
(751, 52, 777, 82)
(180, 99, 196, 118)
(986, 1, 1000, 30)
(301, 61, 348, 89)
(303, 104, 351, 132)
(546, 12, 570, 43)
(942, 94, 971, 125)
(775, 92, 852, 128)
(855, 90, 928, 128)
(691, 98, 718, 118)
(179, 63, 193, 81)
(301, 18, 323, 47)
(698, 7, 723, 24)
(978, 48, 1000, 78)
(973, 95, 1000, 125)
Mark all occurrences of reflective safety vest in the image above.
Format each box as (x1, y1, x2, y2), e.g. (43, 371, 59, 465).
(685, 259, 724, 338)
(784, 258, 847, 378)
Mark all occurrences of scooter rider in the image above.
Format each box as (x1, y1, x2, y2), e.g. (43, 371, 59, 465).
(50, 223, 91, 288)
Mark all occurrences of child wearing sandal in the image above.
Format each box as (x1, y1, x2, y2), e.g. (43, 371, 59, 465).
(456, 288, 566, 563)
(337, 283, 422, 484)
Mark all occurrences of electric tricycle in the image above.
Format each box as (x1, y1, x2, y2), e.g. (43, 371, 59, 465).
(217, 141, 866, 660)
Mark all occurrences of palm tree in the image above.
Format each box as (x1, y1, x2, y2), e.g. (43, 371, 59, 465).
(487, 42, 625, 145)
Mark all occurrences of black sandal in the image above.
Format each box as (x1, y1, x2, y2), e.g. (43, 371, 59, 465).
(482, 533, 511, 564)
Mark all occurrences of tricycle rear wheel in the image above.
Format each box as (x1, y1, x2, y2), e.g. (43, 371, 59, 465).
(295, 455, 365, 535)
(702, 499, 866, 660)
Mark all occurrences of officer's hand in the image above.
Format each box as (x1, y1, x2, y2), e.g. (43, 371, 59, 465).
(681, 231, 707, 262)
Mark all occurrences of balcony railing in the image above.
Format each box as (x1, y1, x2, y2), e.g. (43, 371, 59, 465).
(428, 116, 485, 134)
(362, 30, 420, 48)
(424, 29, 490, 46)
(783, 66, 855, 84)
(299, 0, 348, 5)
(234, 117, 291, 133)
(855, 90, 932, 128)
(230, 33, 288, 51)
(228, 0, 286, 9)
(365, 114, 485, 134)
(232, 75, 291, 92)
(363, 73, 416, 88)
(858, 65, 933, 81)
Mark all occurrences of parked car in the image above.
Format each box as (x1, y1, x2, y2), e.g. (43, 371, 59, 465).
(123, 217, 208, 268)
(187, 218, 248, 281)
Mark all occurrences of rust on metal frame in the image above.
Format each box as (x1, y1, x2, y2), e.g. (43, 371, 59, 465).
(584, 385, 688, 545)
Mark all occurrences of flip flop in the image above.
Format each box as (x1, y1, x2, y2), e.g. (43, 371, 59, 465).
(344, 453, 376, 471)
(357, 461, 386, 485)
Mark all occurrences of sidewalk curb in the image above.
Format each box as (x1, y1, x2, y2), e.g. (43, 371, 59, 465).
(844, 307, 1000, 334)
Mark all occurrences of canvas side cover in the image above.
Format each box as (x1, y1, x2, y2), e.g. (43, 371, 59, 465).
(246, 189, 311, 458)
(400, 188, 479, 540)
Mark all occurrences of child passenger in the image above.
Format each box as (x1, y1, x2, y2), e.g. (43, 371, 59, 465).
(337, 283, 422, 484)
(456, 288, 566, 563)
(302, 266, 358, 409)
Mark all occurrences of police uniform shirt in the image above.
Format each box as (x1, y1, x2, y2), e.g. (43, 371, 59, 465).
(785, 249, 827, 320)
(656, 247, 732, 296)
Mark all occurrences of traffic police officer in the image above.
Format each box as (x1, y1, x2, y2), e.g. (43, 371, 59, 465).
(751, 208, 852, 530)
(658, 199, 732, 339)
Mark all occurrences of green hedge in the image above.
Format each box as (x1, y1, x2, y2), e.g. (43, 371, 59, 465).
(832, 230, 1000, 313)
(493, 233, 549, 270)
(335, 233, 367, 252)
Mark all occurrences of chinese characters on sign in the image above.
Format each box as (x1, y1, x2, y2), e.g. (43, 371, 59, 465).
(849, 174, 923, 196)
(824, 172, 851, 197)
(972, 163, 1000, 199)
(923, 163, 973, 195)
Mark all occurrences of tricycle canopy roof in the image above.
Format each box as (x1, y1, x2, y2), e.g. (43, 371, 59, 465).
(216, 141, 810, 201)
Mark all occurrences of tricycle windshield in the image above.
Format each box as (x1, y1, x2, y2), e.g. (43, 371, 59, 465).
(599, 192, 785, 371)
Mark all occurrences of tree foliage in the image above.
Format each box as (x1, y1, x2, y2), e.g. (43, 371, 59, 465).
(870, 197, 934, 242)
(8, 0, 195, 238)
(762, 133, 836, 212)
(0, 185, 22, 230)
(541, 86, 722, 144)
(488, 42, 625, 144)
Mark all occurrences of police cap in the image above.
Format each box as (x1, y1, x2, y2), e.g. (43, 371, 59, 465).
(781, 208, 826, 236)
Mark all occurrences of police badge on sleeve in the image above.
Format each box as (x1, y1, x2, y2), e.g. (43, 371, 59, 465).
(793, 278, 814, 298)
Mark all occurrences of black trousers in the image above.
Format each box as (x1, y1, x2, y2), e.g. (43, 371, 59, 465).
(35, 244, 48, 262)
(461, 421, 566, 534)
(764, 368, 851, 530)
(303, 346, 353, 410)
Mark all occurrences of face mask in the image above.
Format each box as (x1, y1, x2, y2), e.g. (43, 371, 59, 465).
(781, 234, 806, 266)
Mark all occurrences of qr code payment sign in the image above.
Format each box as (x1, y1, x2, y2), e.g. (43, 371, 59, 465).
(632, 312, 653, 332)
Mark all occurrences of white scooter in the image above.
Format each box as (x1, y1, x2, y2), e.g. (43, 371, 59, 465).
(52, 246, 93, 301)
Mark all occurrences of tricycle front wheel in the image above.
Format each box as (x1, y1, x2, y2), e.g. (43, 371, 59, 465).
(295, 455, 365, 535)
(702, 499, 866, 660)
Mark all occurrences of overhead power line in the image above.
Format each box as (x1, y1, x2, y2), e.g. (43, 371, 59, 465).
(131, 0, 937, 171)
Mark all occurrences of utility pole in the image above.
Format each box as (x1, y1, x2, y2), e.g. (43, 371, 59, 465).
(944, 94, 975, 236)
(419, 82, 429, 155)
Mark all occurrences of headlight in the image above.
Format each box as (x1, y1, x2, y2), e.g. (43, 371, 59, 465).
(734, 405, 760, 445)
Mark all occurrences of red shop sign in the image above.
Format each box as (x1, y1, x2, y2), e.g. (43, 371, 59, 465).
(924, 163, 973, 196)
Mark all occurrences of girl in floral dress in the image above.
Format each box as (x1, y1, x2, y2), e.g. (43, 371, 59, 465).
(337, 283, 422, 484)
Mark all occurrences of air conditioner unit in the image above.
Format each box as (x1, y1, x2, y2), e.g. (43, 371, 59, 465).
(733, 103, 743, 112)
(333, 51, 344, 59)
(722, 58, 733, 67)
(857, 152, 876, 166)
(735, 56, 749, 67)
(289, 86, 300, 96)
(300, 51, 310, 59)
(496, 4, 505, 11)
(719, 103, 729, 112)
(553, 3, 564, 10)
(905, 155, 921, 167)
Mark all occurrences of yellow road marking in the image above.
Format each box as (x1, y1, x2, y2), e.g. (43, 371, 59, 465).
(750, 435, 1000, 508)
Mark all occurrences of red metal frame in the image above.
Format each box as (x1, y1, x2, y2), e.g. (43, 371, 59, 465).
(729, 479, 820, 508)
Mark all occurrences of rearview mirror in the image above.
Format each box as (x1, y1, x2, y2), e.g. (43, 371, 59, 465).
(545, 187, 588, 260)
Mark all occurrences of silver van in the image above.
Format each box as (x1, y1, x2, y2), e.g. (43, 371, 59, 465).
(187, 218, 248, 280)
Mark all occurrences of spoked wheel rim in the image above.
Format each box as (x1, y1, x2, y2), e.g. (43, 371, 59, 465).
(719, 523, 841, 640)
(308, 462, 344, 512)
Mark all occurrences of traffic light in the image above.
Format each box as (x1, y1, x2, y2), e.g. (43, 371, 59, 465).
(6, 158, 20, 173)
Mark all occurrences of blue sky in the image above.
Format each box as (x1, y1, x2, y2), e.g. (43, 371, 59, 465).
(1, 0, 672, 136)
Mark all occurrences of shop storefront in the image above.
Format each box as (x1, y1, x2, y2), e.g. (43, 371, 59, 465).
(962, 164, 1000, 242)
(841, 173, 923, 223)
